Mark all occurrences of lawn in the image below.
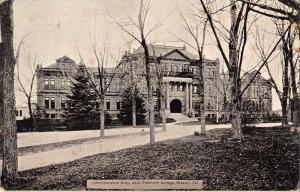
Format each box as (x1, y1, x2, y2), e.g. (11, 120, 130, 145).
(7, 128, 299, 190)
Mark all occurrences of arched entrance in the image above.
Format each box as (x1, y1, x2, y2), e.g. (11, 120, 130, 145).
(170, 99, 182, 113)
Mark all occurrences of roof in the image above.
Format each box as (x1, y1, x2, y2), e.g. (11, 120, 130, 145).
(45, 56, 77, 70)
(134, 45, 218, 63)
(135, 45, 198, 60)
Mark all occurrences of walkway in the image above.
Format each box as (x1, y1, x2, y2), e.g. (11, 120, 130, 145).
(0, 122, 283, 174)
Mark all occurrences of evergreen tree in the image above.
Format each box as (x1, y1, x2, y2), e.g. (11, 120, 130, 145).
(65, 64, 100, 130)
(120, 85, 146, 125)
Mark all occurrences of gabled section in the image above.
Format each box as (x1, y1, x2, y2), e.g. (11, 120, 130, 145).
(161, 49, 192, 61)
(45, 56, 77, 70)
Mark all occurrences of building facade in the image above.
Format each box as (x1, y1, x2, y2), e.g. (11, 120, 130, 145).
(217, 70, 273, 121)
(36, 45, 272, 122)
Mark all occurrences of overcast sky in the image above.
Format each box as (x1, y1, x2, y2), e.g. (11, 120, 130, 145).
(13, 0, 290, 110)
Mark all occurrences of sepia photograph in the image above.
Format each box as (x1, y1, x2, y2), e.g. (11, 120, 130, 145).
(0, 0, 300, 190)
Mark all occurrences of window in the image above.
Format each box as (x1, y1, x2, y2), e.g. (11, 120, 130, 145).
(44, 78, 49, 89)
(154, 99, 159, 110)
(67, 79, 71, 87)
(45, 114, 49, 119)
(179, 85, 183, 92)
(50, 78, 55, 89)
(51, 97, 55, 109)
(16, 110, 19, 117)
(193, 85, 198, 93)
(106, 99, 110, 110)
(61, 98, 66, 109)
(45, 97, 50, 109)
(193, 69, 198, 75)
(51, 114, 56, 119)
(61, 78, 66, 89)
(20, 110, 22, 117)
(116, 99, 121, 110)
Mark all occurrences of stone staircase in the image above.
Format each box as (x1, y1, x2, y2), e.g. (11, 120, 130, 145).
(168, 113, 198, 122)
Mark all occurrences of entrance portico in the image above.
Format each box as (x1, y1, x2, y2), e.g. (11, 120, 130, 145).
(162, 77, 193, 115)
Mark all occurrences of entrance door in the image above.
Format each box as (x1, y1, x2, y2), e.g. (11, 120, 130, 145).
(170, 99, 182, 113)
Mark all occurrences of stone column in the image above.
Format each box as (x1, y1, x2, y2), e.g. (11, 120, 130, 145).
(165, 82, 170, 110)
(189, 83, 193, 111)
(185, 83, 189, 113)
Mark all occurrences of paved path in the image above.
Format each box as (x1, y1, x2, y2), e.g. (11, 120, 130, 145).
(0, 122, 284, 174)
(17, 127, 150, 148)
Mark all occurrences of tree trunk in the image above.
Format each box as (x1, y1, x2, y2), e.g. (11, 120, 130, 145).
(0, 43, 4, 158)
(289, 39, 300, 126)
(99, 99, 105, 137)
(229, 0, 243, 139)
(0, 0, 18, 185)
(138, 0, 154, 144)
(160, 86, 166, 132)
(282, 35, 290, 125)
(197, 59, 206, 134)
(132, 101, 136, 128)
(27, 98, 37, 132)
(141, 41, 155, 144)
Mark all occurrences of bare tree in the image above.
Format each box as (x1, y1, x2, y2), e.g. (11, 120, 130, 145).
(0, 0, 18, 185)
(199, 0, 251, 138)
(150, 43, 167, 131)
(256, 20, 298, 125)
(238, 0, 300, 21)
(16, 50, 42, 131)
(171, 5, 208, 134)
(237, 0, 300, 126)
(108, 0, 163, 144)
(199, 0, 289, 138)
(120, 39, 139, 128)
(79, 41, 121, 138)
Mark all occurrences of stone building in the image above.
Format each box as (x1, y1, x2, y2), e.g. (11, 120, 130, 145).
(118, 45, 220, 120)
(217, 70, 272, 120)
(36, 45, 272, 122)
(36, 56, 77, 119)
(36, 56, 122, 120)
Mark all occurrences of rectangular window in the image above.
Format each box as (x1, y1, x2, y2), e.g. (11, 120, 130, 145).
(16, 110, 19, 117)
(51, 114, 56, 119)
(61, 78, 66, 89)
(44, 78, 49, 89)
(20, 110, 22, 117)
(106, 99, 110, 110)
(50, 78, 55, 89)
(179, 85, 183, 92)
(193, 85, 198, 93)
(154, 99, 159, 110)
(51, 97, 55, 109)
(61, 98, 66, 109)
(45, 97, 50, 109)
(45, 114, 49, 119)
(116, 99, 121, 110)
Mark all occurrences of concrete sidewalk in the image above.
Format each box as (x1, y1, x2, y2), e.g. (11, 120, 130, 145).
(17, 127, 150, 148)
(1, 122, 283, 173)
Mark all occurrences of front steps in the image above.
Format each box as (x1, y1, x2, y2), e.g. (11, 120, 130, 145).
(168, 113, 198, 122)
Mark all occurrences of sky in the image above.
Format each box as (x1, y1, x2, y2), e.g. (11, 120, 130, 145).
(12, 0, 293, 110)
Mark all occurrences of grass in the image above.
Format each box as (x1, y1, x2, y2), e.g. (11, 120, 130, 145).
(7, 128, 299, 190)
